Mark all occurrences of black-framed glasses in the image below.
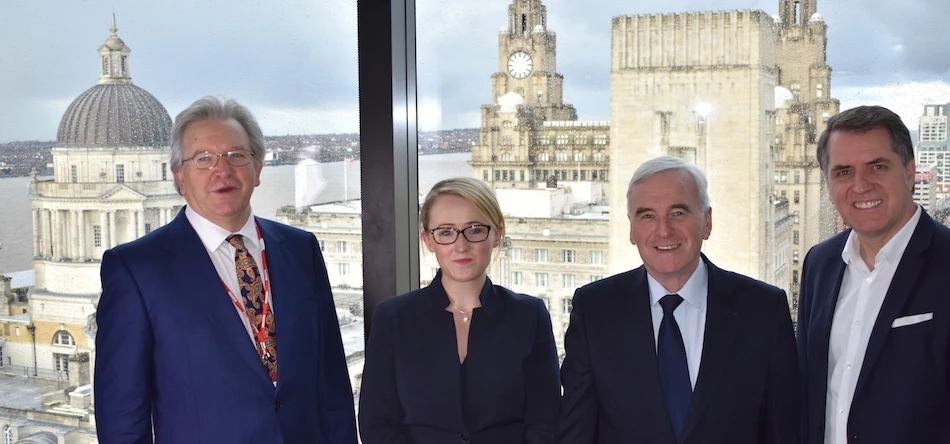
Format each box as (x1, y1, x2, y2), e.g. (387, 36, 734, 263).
(427, 224, 492, 245)
(182, 150, 255, 170)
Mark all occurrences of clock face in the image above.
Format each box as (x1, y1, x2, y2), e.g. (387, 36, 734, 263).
(507, 51, 533, 79)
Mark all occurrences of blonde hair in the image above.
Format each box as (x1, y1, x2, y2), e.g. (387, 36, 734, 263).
(420, 177, 505, 234)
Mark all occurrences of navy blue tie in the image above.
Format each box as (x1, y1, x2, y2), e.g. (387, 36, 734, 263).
(658, 294, 691, 440)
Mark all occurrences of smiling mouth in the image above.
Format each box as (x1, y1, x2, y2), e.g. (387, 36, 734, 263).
(656, 244, 680, 251)
(853, 200, 882, 209)
(454, 258, 473, 264)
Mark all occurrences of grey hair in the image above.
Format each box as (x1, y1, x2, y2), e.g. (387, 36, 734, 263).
(626, 156, 711, 218)
(169, 96, 266, 193)
(816, 105, 914, 181)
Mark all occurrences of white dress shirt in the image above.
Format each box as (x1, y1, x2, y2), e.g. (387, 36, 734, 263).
(647, 261, 708, 388)
(824, 205, 921, 444)
(185, 207, 275, 350)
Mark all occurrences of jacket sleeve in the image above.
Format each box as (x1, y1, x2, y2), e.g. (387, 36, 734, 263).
(357, 302, 410, 444)
(522, 298, 561, 444)
(310, 235, 358, 444)
(763, 290, 801, 444)
(558, 289, 598, 444)
(94, 248, 156, 444)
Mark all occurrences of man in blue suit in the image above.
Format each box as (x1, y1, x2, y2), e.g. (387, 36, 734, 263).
(798, 105, 950, 444)
(94, 96, 357, 444)
(559, 156, 799, 444)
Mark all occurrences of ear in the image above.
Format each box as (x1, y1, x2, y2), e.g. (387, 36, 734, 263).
(254, 162, 263, 187)
(628, 215, 638, 246)
(702, 207, 712, 240)
(905, 159, 916, 191)
(421, 230, 437, 253)
(493, 225, 505, 247)
(173, 169, 186, 196)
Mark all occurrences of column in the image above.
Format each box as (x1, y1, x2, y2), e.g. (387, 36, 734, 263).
(43, 209, 52, 258)
(137, 208, 146, 239)
(108, 210, 117, 248)
(77, 210, 86, 261)
(99, 211, 109, 251)
(32, 208, 40, 258)
(51, 209, 62, 260)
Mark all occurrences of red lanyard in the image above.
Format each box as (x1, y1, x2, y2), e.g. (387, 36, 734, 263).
(221, 223, 273, 359)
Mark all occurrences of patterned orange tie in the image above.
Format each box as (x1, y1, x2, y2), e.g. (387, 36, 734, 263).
(227, 234, 278, 382)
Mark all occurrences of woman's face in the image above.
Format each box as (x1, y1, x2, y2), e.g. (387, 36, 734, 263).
(422, 194, 502, 287)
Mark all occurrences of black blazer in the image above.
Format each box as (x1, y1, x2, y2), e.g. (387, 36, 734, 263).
(559, 255, 799, 444)
(797, 209, 950, 444)
(358, 271, 560, 444)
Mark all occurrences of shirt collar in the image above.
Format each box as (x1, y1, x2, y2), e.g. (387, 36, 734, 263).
(185, 205, 259, 254)
(840, 205, 922, 268)
(647, 259, 708, 311)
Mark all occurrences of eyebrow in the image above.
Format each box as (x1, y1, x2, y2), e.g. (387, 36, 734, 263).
(830, 156, 892, 172)
(634, 203, 691, 216)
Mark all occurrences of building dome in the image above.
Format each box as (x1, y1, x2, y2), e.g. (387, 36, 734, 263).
(775, 86, 795, 109)
(56, 15, 171, 148)
(498, 92, 526, 112)
(57, 83, 171, 147)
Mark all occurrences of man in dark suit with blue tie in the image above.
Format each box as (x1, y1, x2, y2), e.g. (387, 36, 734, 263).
(94, 96, 358, 444)
(559, 156, 799, 444)
(797, 105, 950, 444)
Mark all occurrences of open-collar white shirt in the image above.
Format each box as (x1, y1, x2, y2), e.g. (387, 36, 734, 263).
(185, 206, 273, 348)
(824, 205, 921, 444)
(647, 260, 709, 389)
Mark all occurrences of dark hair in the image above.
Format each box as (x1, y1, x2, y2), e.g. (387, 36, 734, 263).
(816, 105, 913, 179)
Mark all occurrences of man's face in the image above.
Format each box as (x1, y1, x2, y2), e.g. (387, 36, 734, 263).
(628, 169, 712, 292)
(173, 118, 262, 231)
(826, 126, 916, 249)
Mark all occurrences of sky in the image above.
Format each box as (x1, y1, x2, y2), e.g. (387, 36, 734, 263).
(1, 0, 949, 143)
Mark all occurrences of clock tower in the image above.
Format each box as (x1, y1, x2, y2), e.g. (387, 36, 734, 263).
(474, 0, 611, 191)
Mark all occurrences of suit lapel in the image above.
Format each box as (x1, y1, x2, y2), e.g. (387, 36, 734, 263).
(854, 214, 933, 397)
(623, 268, 679, 441)
(810, 243, 847, 391)
(680, 258, 738, 443)
(257, 218, 304, 392)
(165, 211, 273, 386)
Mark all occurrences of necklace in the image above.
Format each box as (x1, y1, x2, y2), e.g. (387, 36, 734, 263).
(452, 304, 470, 323)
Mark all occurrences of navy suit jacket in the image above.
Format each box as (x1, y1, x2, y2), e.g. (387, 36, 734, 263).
(358, 271, 560, 444)
(559, 256, 799, 444)
(94, 209, 357, 444)
(797, 209, 950, 444)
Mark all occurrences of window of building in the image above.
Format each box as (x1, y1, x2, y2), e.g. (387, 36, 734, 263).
(556, 134, 569, 145)
(563, 249, 576, 263)
(53, 330, 75, 346)
(555, 152, 568, 162)
(793, 250, 800, 264)
(535, 248, 548, 262)
(501, 152, 512, 161)
(502, 137, 512, 147)
(511, 247, 522, 261)
(54, 353, 70, 376)
(537, 152, 550, 162)
(562, 297, 573, 314)
(794, 230, 800, 245)
(793, 270, 800, 284)
(794, 190, 800, 204)
(535, 272, 549, 287)
(794, 171, 800, 183)
(563, 273, 575, 289)
(338, 263, 350, 276)
(503, 120, 513, 128)
(483, 170, 488, 181)
(592, 152, 605, 162)
(319, 240, 326, 251)
(575, 134, 588, 144)
(70, 165, 78, 183)
(93, 225, 103, 247)
(0, 346, 4, 368)
(145, 223, 152, 234)
(593, 134, 607, 145)
(539, 135, 550, 145)
(573, 152, 586, 162)
(3, 425, 12, 444)
(161, 162, 168, 180)
(116, 164, 125, 183)
(590, 250, 604, 265)
(337, 241, 348, 253)
(512, 271, 522, 285)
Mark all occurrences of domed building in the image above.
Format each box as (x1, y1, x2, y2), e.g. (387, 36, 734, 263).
(0, 17, 182, 440)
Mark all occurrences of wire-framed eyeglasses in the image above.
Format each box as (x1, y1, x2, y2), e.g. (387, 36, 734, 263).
(182, 150, 255, 170)
(427, 224, 492, 245)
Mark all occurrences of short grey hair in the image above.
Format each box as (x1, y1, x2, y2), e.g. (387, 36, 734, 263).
(169, 96, 266, 193)
(626, 156, 711, 218)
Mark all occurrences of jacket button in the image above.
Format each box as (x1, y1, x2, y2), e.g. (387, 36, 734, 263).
(274, 401, 282, 411)
(458, 432, 470, 442)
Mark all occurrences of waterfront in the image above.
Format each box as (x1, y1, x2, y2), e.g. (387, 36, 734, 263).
(0, 152, 471, 274)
